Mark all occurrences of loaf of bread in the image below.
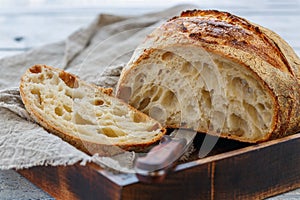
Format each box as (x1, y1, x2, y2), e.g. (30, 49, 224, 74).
(116, 10, 300, 143)
(20, 65, 165, 155)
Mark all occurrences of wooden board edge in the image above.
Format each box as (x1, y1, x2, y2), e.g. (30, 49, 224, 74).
(121, 133, 300, 199)
(18, 163, 123, 200)
(176, 133, 300, 171)
(18, 133, 300, 200)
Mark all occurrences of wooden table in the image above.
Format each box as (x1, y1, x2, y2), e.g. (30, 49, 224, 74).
(0, 0, 299, 199)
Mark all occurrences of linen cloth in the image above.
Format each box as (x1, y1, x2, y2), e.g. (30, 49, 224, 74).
(0, 5, 196, 173)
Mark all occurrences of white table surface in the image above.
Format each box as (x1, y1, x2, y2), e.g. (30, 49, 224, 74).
(0, 0, 299, 199)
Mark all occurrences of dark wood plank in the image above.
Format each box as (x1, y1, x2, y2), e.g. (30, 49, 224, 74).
(18, 133, 300, 200)
(19, 163, 123, 200)
(121, 134, 300, 200)
(212, 135, 300, 199)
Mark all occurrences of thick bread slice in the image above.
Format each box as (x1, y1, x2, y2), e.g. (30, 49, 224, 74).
(116, 10, 300, 143)
(20, 65, 165, 155)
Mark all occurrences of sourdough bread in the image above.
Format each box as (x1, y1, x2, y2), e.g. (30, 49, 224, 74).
(116, 10, 300, 143)
(20, 65, 165, 155)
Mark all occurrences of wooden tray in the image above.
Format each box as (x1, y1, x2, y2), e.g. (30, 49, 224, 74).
(18, 133, 300, 200)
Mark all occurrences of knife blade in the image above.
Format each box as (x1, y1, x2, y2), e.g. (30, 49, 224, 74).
(134, 129, 197, 183)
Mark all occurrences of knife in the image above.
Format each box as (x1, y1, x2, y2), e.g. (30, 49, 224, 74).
(134, 129, 197, 183)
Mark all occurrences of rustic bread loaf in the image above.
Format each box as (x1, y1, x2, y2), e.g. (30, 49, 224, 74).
(20, 65, 165, 155)
(116, 10, 300, 143)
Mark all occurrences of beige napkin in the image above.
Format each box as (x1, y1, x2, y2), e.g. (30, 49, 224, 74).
(0, 5, 196, 173)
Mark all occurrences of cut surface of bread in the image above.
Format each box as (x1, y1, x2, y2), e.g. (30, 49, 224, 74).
(116, 10, 300, 143)
(20, 65, 165, 155)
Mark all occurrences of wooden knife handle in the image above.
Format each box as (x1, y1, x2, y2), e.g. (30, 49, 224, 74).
(135, 137, 187, 173)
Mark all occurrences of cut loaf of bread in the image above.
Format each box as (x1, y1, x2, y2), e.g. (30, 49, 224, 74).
(116, 10, 300, 143)
(20, 65, 165, 155)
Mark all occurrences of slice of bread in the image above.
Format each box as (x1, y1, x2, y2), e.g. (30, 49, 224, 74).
(20, 65, 165, 155)
(116, 10, 300, 143)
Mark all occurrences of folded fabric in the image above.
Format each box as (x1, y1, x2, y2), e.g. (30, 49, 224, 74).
(0, 5, 195, 172)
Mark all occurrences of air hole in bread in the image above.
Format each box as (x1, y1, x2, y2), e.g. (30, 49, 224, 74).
(138, 97, 150, 110)
(229, 113, 247, 136)
(30, 89, 42, 105)
(45, 93, 54, 99)
(63, 105, 72, 113)
(158, 69, 163, 76)
(45, 72, 53, 79)
(265, 102, 272, 110)
(63, 115, 71, 121)
(181, 62, 193, 73)
(38, 74, 45, 82)
(96, 112, 103, 117)
(99, 127, 126, 137)
(59, 71, 79, 89)
(65, 90, 73, 99)
(118, 86, 132, 102)
(230, 128, 245, 137)
(149, 106, 167, 123)
(230, 77, 249, 96)
(243, 101, 261, 126)
(201, 90, 212, 109)
(152, 87, 163, 102)
(29, 65, 42, 74)
(93, 99, 104, 106)
(212, 111, 226, 127)
(105, 100, 111, 106)
(161, 51, 174, 61)
(133, 112, 147, 123)
(148, 85, 158, 97)
(161, 90, 176, 106)
(74, 113, 95, 125)
(50, 76, 59, 85)
(55, 107, 63, 116)
(134, 73, 146, 83)
(257, 103, 265, 111)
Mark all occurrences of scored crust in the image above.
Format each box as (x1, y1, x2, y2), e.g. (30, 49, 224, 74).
(20, 65, 166, 155)
(116, 10, 300, 143)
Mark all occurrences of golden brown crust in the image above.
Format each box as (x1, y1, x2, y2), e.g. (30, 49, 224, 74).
(175, 10, 293, 74)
